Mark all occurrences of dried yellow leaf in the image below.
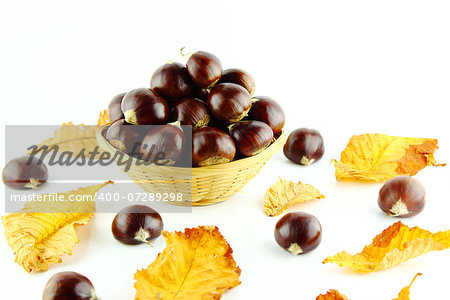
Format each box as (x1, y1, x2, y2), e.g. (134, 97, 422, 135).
(332, 134, 444, 182)
(393, 273, 422, 300)
(27, 123, 101, 158)
(134, 226, 241, 300)
(316, 289, 349, 300)
(97, 109, 111, 125)
(323, 222, 450, 272)
(2, 181, 112, 272)
(264, 178, 324, 216)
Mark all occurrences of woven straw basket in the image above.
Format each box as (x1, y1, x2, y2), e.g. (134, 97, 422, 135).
(96, 125, 286, 206)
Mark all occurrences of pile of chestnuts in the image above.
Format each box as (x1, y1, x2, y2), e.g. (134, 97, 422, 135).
(105, 49, 286, 167)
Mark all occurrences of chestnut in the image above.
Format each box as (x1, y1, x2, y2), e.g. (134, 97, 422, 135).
(274, 212, 322, 255)
(42, 271, 98, 300)
(107, 92, 126, 122)
(121, 88, 169, 125)
(2, 156, 48, 189)
(207, 83, 252, 122)
(283, 128, 324, 165)
(192, 127, 236, 166)
(184, 50, 222, 88)
(105, 119, 146, 157)
(140, 121, 185, 164)
(248, 96, 285, 134)
(171, 98, 210, 130)
(229, 121, 273, 157)
(150, 61, 196, 101)
(378, 176, 426, 217)
(111, 205, 163, 245)
(217, 68, 255, 95)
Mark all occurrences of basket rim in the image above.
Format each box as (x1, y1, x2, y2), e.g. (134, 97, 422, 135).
(96, 124, 286, 171)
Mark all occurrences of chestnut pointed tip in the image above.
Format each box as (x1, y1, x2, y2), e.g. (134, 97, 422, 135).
(180, 46, 194, 61)
(23, 178, 42, 190)
(287, 243, 304, 255)
(134, 227, 152, 244)
(124, 109, 138, 125)
(388, 199, 410, 217)
(168, 120, 182, 129)
(300, 156, 315, 166)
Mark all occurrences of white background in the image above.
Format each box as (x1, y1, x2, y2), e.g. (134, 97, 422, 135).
(1, 0, 450, 299)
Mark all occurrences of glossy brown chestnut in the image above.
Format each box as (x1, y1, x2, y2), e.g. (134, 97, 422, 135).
(283, 128, 324, 165)
(42, 271, 98, 300)
(185, 50, 222, 88)
(140, 121, 185, 164)
(2, 156, 48, 189)
(274, 212, 322, 255)
(105, 119, 146, 157)
(229, 121, 273, 157)
(171, 98, 210, 130)
(107, 92, 126, 122)
(121, 88, 169, 125)
(150, 61, 196, 101)
(207, 83, 252, 122)
(192, 127, 236, 166)
(217, 68, 255, 95)
(111, 205, 163, 245)
(248, 96, 285, 134)
(378, 176, 426, 217)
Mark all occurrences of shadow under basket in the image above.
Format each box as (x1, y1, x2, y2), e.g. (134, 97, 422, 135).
(96, 125, 286, 206)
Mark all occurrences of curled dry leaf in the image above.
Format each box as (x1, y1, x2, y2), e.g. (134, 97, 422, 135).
(323, 222, 450, 272)
(332, 134, 445, 182)
(134, 226, 241, 300)
(393, 273, 422, 300)
(316, 289, 349, 300)
(264, 178, 324, 216)
(97, 109, 111, 125)
(1, 181, 112, 272)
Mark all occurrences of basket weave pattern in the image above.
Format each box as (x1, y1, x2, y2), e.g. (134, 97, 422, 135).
(97, 125, 286, 206)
